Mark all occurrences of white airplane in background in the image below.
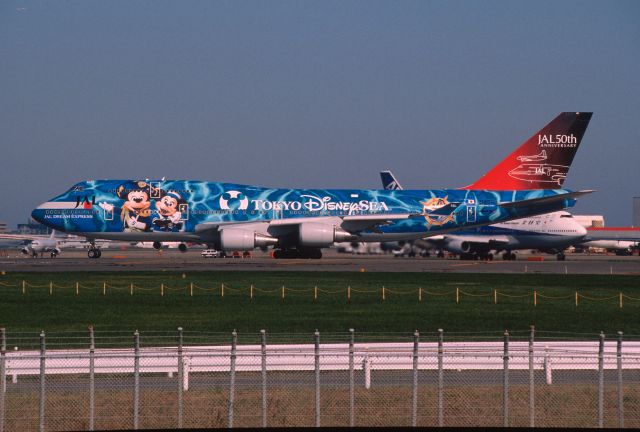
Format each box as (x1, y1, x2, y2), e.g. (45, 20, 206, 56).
(0, 231, 110, 258)
(379, 171, 587, 260)
(581, 240, 639, 255)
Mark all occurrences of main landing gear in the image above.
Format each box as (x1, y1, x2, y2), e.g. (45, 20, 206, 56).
(502, 252, 517, 261)
(272, 248, 322, 259)
(87, 242, 102, 259)
(556, 252, 566, 261)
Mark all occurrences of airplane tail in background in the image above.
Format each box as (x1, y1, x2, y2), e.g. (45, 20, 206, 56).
(380, 171, 403, 190)
(462, 112, 592, 190)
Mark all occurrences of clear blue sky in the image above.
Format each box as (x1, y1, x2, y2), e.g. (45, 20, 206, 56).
(1, 0, 639, 227)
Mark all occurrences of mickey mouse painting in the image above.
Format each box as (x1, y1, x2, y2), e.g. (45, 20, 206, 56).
(99, 181, 155, 232)
(152, 191, 185, 232)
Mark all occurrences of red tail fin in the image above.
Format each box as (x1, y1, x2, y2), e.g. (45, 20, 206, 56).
(462, 112, 592, 190)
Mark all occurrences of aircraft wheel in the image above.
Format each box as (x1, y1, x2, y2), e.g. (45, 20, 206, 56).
(556, 253, 565, 261)
(88, 249, 96, 259)
(95, 249, 102, 258)
(436, 251, 445, 258)
(178, 243, 188, 253)
(487, 253, 494, 261)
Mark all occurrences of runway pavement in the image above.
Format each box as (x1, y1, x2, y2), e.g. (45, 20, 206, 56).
(0, 248, 638, 274)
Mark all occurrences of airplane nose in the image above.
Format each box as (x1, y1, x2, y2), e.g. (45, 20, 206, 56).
(31, 202, 64, 231)
(31, 205, 46, 225)
(576, 224, 587, 237)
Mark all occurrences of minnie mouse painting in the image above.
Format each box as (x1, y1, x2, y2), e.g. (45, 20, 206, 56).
(152, 191, 185, 232)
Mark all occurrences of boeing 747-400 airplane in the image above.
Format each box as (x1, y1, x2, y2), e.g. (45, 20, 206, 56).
(31, 112, 593, 258)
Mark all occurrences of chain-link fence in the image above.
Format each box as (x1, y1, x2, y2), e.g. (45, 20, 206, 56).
(0, 328, 639, 430)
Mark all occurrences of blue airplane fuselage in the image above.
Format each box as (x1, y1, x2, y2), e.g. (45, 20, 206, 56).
(31, 180, 578, 243)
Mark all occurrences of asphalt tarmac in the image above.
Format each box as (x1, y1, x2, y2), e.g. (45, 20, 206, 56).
(0, 248, 638, 274)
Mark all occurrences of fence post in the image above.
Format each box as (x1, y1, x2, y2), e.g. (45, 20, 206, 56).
(617, 331, 624, 428)
(529, 325, 535, 428)
(177, 327, 183, 429)
(437, 328, 444, 427)
(363, 354, 370, 390)
(133, 330, 140, 430)
(314, 330, 320, 427)
(349, 328, 355, 427)
(0, 328, 5, 432)
(598, 331, 605, 428)
(412, 330, 419, 427)
(503, 330, 509, 427)
(228, 330, 237, 428)
(89, 326, 95, 431)
(39, 330, 45, 432)
(544, 346, 552, 384)
(260, 330, 267, 428)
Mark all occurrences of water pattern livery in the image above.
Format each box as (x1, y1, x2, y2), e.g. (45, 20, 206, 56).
(34, 181, 577, 234)
(31, 112, 593, 258)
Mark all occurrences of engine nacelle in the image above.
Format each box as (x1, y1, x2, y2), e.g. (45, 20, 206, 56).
(446, 239, 473, 255)
(298, 223, 354, 248)
(219, 229, 277, 251)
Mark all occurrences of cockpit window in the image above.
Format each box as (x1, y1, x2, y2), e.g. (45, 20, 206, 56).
(560, 214, 573, 218)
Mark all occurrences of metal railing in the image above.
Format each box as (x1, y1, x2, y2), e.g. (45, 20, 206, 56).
(0, 327, 639, 430)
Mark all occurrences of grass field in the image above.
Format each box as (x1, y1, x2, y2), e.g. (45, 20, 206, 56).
(0, 271, 639, 338)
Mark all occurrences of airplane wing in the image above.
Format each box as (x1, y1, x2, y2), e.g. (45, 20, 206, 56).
(451, 235, 511, 246)
(0, 233, 49, 241)
(196, 213, 421, 236)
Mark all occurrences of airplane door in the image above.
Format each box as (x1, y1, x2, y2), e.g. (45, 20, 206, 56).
(179, 203, 189, 221)
(467, 205, 477, 223)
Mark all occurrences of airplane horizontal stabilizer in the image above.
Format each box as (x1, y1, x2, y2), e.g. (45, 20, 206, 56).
(499, 190, 594, 209)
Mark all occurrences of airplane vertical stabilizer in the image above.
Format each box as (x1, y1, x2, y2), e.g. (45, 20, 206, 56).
(462, 112, 592, 190)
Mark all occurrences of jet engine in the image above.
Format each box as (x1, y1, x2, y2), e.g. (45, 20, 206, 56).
(219, 229, 277, 251)
(446, 239, 474, 255)
(298, 223, 354, 247)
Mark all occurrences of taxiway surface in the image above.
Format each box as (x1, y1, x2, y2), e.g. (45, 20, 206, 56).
(0, 249, 638, 274)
